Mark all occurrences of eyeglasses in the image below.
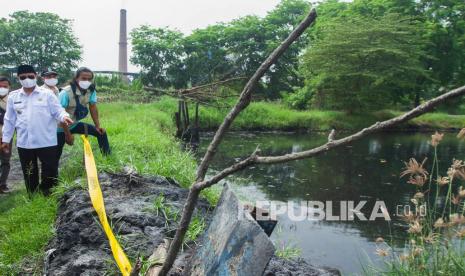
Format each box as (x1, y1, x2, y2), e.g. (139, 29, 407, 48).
(19, 75, 35, 80)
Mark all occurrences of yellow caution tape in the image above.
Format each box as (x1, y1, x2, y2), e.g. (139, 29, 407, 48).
(81, 135, 132, 275)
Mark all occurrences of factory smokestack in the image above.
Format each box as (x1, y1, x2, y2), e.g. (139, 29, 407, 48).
(118, 9, 128, 80)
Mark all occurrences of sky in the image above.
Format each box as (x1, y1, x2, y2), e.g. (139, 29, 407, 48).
(0, 0, 284, 72)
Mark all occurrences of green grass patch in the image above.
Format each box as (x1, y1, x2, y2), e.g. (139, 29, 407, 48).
(0, 192, 57, 274)
(0, 102, 201, 273)
(151, 96, 465, 131)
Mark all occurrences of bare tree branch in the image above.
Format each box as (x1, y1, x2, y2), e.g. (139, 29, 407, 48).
(196, 84, 465, 190)
(143, 77, 246, 102)
(195, 8, 318, 183)
(196, 147, 261, 190)
(155, 8, 318, 276)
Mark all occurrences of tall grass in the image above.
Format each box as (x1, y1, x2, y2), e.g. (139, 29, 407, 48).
(366, 132, 465, 275)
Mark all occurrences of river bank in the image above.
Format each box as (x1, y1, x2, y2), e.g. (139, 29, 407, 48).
(45, 172, 339, 275)
(0, 100, 462, 274)
(147, 96, 465, 132)
(96, 91, 465, 132)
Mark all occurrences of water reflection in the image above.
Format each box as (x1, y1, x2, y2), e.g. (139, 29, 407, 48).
(198, 131, 465, 275)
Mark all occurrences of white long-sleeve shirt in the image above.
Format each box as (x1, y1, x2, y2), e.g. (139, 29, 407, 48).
(2, 86, 69, 149)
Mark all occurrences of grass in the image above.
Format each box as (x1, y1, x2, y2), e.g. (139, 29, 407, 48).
(364, 134, 465, 275)
(273, 225, 302, 260)
(0, 193, 58, 274)
(185, 215, 206, 245)
(152, 193, 180, 224)
(151, 96, 465, 131)
(0, 102, 200, 274)
(275, 243, 302, 260)
(150, 194, 207, 246)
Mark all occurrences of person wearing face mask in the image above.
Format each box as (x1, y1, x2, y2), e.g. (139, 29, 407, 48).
(57, 67, 110, 161)
(1, 65, 73, 195)
(41, 69, 60, 96)
(41, 69, 75, 148)
(0, 76, 11, 193)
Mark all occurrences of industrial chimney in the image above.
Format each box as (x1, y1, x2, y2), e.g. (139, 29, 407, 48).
(118, 9, 128, 81)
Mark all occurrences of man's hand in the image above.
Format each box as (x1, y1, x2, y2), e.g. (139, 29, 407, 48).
(95, 126, 106, 135)
(63, 116, 74, 126)
(1, 143, 10, 154)
(65, 133, 74, 145)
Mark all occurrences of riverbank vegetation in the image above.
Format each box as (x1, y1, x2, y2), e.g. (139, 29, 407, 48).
(95, 93, 465, 132)
(366, 133, 465, 275)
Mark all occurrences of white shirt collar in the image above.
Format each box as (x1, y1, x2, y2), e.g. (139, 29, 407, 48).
(19, 86, 41, 95)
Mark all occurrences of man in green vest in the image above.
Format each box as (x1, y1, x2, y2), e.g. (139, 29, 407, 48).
(57, 67, 110, 160)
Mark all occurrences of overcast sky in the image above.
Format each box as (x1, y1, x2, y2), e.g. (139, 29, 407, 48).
(0, 0, 285, 72)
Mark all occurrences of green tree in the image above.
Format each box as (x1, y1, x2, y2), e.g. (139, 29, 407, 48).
(419, 0, 465, 88)
(131, 26, 186, 88)
(300, 14, 429, 113)
(262, 0, 312, 98)
(131, 0, 313, 98)
(0, 11, 81, 77)
(183, 24, 232, 86)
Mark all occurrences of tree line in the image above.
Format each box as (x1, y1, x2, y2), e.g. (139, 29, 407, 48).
(131, 0, 465, 113)
(0, 11, 81, 81)
(0, 1, 463, 114)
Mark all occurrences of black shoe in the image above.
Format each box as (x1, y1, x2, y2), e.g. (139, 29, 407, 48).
(0, 186, 10, 194)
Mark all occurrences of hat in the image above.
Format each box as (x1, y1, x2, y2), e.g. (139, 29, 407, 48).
(17, 65, 36, 75)
(41, 68, 58, 77)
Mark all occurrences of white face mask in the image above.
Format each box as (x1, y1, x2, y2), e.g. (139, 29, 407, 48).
(0, 88, 8, 96)
(44, 78, 58, 87)
(78, 80, 92, 90)
(20, 78, 37, 88)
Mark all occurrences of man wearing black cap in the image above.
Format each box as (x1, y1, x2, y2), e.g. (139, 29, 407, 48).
(1, 65, 73, 195)
(41, 69, 60, 96)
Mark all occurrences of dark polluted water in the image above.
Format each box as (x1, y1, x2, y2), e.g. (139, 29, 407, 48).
(198, 131, 465, 275)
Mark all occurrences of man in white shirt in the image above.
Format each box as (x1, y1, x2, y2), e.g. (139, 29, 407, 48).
(0, 76, 11, 193)
(1, 65, 73, 195)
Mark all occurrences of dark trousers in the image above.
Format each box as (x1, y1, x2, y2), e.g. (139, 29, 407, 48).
(17, 146, 58, 195)
(57, 122, 111, 161)
(0, 142, 11, 188)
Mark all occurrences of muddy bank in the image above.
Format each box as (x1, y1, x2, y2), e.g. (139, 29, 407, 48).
(45, 173, 339, 275)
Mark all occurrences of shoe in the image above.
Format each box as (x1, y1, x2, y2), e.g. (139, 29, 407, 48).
(0, 186, 10, 193)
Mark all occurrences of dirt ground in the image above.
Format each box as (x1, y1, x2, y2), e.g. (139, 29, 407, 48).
(3, 145, 25, 191)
